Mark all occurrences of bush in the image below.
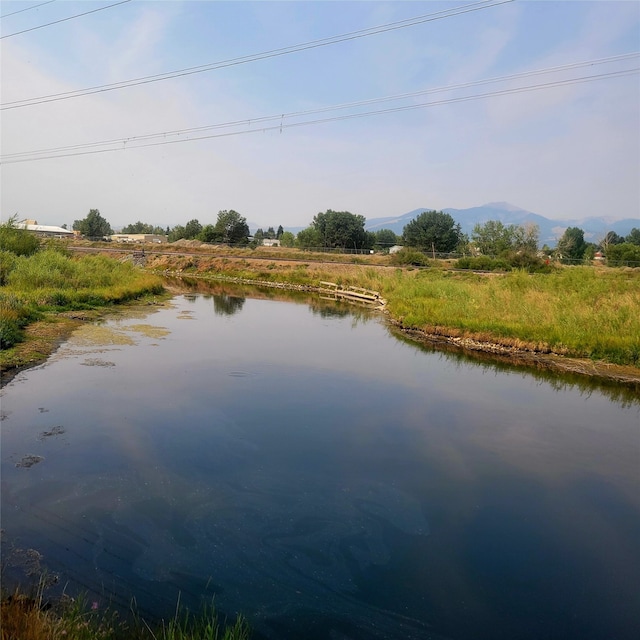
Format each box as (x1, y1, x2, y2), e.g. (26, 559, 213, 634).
(7, 249, 78, 289)
(390, 248, 430, 267)
(502, 250, 554, 273)
(0, 250, 17, 285)
(0, 295, 38, 349)
(0, 309, 24, 349)
(0, 223, 40, 256)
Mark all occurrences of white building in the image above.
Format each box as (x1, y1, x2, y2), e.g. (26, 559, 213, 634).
(17, 220, 74, 238)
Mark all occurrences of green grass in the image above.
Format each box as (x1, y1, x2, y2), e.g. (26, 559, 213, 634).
(1, 249, 164, 350)
(149, 248, 640, 366)
(381, 267, 640, 365)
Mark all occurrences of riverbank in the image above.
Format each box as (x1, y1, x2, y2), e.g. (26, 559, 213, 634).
(165, 269, 640, 391)
(2, 244, 639, 390)
(142, 248, 640, 389)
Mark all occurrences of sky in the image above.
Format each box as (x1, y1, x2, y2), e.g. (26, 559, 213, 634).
(1, 0, 639, 231)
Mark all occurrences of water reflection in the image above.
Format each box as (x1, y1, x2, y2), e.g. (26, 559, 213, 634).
(1, 288, 638, 640)
(212, 293, 246, 316)
(388, 325, 640, 407)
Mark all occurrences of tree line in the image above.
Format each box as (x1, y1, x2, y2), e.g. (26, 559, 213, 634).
(70, 208, 640, 266)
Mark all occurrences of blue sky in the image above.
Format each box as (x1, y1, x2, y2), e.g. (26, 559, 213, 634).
(1, 0, 638, 231)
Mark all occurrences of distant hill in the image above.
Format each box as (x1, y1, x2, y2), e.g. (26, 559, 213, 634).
(365, 202, 639, 247)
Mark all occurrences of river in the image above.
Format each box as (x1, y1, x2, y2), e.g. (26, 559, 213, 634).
(1, 285, 638, 639)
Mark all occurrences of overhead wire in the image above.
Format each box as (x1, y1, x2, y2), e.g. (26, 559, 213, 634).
(2, 62, 637, 165)
(0, 0, 131, 39)
(1, 0, 513, 109)
(0, 0, 57, 20)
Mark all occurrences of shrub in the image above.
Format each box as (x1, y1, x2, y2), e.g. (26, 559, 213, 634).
(502, 250, 554, 273)
(0, 250, 17, 285)
(390, 248, 430, 267)
(0, 223, 40, 256)
(0, 295, 38, 349)
(0, 308, 23, 349)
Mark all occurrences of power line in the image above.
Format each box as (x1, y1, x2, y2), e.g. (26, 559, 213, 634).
(3, 65, 636, 165)
(4, 53, 637, 159)
(0, 1, 56, 20)
(0, 0, 131, 39)
(1, 0, 513, 109)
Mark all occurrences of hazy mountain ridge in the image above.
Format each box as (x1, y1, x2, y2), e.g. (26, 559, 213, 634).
(364, 202, 639, 247)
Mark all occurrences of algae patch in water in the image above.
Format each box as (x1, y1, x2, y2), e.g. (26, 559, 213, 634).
(81, 358, 116, 367)
(16, 455, 44, 468)
(38, 426, 65, 440)
(124, 324, 171, 339)
(69, 324, 136, 347)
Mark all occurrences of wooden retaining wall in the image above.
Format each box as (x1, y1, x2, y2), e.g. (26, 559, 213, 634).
(319, 281, 385, 307)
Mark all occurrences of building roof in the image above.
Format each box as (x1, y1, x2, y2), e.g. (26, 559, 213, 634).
(17, 222, 74, 235)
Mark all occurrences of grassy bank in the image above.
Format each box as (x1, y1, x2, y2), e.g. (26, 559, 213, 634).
(378, 267, 640, 366)
(2, 240, 639, 372)
(0, 248, 164, 378)
(146, 250, 640, 367)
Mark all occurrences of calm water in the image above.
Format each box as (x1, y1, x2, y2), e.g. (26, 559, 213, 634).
(1, 289, 639, 640)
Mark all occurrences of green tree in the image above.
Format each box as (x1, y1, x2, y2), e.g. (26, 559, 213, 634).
(265, 226, 276, 239)
(364, 230, 376, 251)
(625, 228, 640, 245)
(512, 223, 539, 252)
(168, 225, 186, 242)
(73, 209, 112, 239)
(253, 228, 265, 241)
(606, 243, 640, 267)
(583, 243, 597, 262)
(373, 229, 399, 249)
(312, 209, 367, 250)
(280, 231, 295, 247)
(296, 227, 322, 249)
(199, 224, 218, 243)
(122, 221, 154, 234)
(471, 220, 515, 255)
(471, 221, 539, 255)
(214, 210, 249, 245)
(599, 231, 625, 254)
(557, 227, 587, 264)
(403, 210, 461, 253)
(184, 219, 203, 239)
(276, 225, 284, 239)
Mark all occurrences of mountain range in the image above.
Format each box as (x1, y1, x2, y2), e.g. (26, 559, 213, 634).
(363, 202, 639, 247)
